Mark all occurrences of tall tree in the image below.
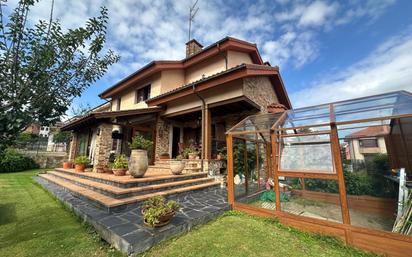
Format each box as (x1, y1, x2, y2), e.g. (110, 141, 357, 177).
(0, 0, 119, 153)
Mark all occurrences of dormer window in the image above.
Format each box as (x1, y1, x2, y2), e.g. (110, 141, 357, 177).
(135, 85, 151, 103)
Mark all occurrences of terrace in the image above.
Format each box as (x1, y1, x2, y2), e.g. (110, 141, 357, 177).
(226, 90, 412, 257)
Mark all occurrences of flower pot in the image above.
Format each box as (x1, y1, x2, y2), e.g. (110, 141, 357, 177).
(159, 153, 170, 160)
(169, 160, 185, 175)
(112, 168, 127, 176)
(188, 153, 197, 160)
(143, 211, 176, 227)
(96, 166, 105, 173)
(75, 164, 85, 172)
(128, 149, 148, 178)
(63, 162, 72, 169)
(104, 167, 113, 174)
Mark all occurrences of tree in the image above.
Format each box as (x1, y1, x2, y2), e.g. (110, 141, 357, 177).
(53, 130, 71, 144)
(0, 0, 119, 154)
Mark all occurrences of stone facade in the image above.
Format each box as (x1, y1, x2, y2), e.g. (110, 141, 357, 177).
(92, 123, 113, 171)
(243, 76, 279, 113)
(155, 117, 170, 159)
(68, 132, 77, 161)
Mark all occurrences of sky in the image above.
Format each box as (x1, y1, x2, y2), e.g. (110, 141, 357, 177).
(11, 0, 412, 111)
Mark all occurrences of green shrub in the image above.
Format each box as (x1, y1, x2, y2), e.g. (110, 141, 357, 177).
(142, 196, 180, 227)
(112, 154, 128, 169)
(0, 148, 39, 173)
(74, 155, 90, 165)
(129, 135, 153, 150)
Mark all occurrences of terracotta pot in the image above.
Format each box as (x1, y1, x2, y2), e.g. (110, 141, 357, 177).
(63, 162, 72, 169)
(159, 153, 170, 160)
(188, 153, 197, 160)
(128, 149, 148, 178)
(75, 164, 85, 172)
(104, 167, 113, 174)
(143, 211, 176, 227)
(96, 166, 105, 173)
(112, 168, 127, 176)
(169, 160, 185, 175)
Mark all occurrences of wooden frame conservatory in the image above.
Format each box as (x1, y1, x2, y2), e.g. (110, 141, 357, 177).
(226, 90, 412, 257)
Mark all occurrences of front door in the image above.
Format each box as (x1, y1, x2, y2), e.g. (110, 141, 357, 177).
(172, 127, 181, 158)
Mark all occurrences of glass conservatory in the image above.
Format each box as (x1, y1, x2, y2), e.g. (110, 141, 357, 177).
(226, 91, 412, 255)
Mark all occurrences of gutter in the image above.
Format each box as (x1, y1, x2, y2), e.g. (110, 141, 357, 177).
(192, 84, 206, 172)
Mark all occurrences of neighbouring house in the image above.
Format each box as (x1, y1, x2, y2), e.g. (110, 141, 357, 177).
(344, 125, 389, 162)
(23, 123, 41, 136)
(61, 37, 291, 173)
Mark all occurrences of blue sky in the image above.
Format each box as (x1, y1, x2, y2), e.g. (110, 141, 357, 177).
(20, 0, 412, 112)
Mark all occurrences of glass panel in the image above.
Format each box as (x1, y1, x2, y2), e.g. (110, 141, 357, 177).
(279, 133, 334, 172)
(338, 123, 398, 232)
(281, 176, 343, 223)
(230, 113, 283, 133)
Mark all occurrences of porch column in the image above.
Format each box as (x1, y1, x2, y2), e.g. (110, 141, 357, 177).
(203, 106, 212, 160)
(92, 123, 113, 172)
(68, 132, 78, 162)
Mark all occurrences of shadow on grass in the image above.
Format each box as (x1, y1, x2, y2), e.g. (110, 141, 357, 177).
(0, 203, 17, 225)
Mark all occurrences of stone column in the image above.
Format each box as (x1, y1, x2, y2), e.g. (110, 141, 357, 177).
(92, 123, 113, 172)
(68, 132, 78, 162)
(155, 118, 170, 160)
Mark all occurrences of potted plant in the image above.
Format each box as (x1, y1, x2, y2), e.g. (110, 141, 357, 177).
(183, 140, 199, 159)
(74, 155, 90, 172)
(128, 135, 153, 178)
(142, 196, 180, 227)
(62, 160, 72, 169)
(95, 164, 105, 173)
(159, 152, 170, 160)
(169, 155, 186, 175)
(112, 154, 128, 176)
(104, 162, 113, 174)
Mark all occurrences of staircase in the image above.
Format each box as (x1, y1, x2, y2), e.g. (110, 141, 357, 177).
(38, 168, 220, 213)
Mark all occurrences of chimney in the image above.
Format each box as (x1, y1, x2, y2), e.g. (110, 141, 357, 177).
(267, 103, 287, 113)
(186, 39, 203, 57)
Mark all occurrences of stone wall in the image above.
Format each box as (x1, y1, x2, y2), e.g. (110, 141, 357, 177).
(68, 132, 77, 161)
(92, 123, 113, 172)
(243, 76, 279, 113)
(19, 150, 67, 168)
(155, 117, 170, 159)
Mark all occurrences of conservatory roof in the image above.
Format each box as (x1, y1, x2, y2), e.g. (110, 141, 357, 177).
(227, 90, 412, 141)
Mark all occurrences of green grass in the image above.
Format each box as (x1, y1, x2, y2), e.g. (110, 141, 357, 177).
(0, 169, 125, 257)
(0, 170, 377, 257)
(140, 211, 377, 257)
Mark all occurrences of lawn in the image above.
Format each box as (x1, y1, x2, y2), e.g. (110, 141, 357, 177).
(0, 170, 376, 257)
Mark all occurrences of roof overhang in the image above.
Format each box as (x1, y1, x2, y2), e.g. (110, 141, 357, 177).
(60, 107, 163, 131)
(146, 64, 292, 109)
(99, 37, 264, 99)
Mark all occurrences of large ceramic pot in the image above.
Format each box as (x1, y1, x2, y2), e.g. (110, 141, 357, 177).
(128, 149, 149, 178)
(169, 160, 185, 175)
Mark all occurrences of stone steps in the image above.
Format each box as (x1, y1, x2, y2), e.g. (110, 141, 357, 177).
(39, 169, 220, 213)
(47, 170, 215, 199)
(54, 168, 208, 188)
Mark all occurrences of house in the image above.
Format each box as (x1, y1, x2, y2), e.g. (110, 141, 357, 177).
(61, 37, 291, 173)
(344, 125, 389, 162)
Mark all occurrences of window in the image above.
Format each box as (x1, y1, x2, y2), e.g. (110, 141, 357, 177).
(116, 98, 121, 111)
(359, 138, 378, 148)
(135, 85, 151, 103)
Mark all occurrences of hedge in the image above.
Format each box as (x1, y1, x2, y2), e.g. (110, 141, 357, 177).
(0, 148, 39, 173)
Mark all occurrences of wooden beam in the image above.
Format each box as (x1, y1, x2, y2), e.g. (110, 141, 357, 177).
(226, 134, 235, 205)
(277, 171, 338, 180)
(271, 132, 281, 211)
(256, 141, 260, 190)
(204, 107, 212, 159)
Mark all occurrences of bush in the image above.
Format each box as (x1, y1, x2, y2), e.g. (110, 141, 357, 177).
(129, 135, 153, 150)
(0, 148, 39, 173)
(113, 154, 128, 169)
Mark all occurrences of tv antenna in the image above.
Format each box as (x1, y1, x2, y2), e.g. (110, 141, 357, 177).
(188, 0, 199, 41)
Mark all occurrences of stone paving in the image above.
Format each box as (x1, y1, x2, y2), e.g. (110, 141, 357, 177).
(34, 176, 229, 255)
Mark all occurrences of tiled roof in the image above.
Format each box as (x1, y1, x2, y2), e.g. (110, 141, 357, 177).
(345, 125, 390, 139)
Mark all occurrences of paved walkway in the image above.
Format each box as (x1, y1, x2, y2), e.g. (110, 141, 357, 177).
(34, 176, 229, 255)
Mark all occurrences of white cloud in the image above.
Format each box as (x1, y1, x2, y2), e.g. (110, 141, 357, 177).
(298, 1, 338, 27)
(291, 31, 412, 108)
